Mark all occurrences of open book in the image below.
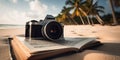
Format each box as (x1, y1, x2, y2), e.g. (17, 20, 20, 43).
(11, 36, 101, 60)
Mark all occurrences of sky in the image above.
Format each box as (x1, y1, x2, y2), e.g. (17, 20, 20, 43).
(0, 0, 65, 24)
(0, 0, 119, 24)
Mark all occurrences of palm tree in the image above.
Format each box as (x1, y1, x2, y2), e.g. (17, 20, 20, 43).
(62, 6, 79, 24)
(114, 0, 120, 7)
(56, 14, 63, 22)
(83, 0, 94, 25)
(65, 0, 90, 25)
(108, 0, 117, 25)
(86, 0, 104, 25)
(56, 6, 78, 24)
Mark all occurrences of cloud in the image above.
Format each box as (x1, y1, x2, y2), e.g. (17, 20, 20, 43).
(0, 0, 49, 24)
(11, 0, 18, 3)
(0, 10, 30, 24)
(51, 5, 58, 11)
(24, 0, 29, 2)
(93, 0, 97, 4)
(28, 0, 48, 19)
(47, 5, 60, 16)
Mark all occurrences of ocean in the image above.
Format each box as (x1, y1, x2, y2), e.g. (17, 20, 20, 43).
(0, 24, 24, 29)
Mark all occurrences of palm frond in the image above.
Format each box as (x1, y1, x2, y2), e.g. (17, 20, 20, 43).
(65, 0, 74, 6)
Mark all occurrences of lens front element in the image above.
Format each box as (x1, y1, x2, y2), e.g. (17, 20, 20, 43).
(43, 21, 63, 40)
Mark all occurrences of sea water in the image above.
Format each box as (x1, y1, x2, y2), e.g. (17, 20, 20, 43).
(0, 24, 24, 29)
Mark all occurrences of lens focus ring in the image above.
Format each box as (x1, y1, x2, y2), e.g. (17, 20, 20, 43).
(42, 21, 63, 40)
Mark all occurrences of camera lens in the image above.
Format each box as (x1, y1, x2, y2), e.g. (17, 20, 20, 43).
(42, 21, 63, 40)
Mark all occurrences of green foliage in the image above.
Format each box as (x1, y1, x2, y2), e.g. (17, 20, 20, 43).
(102, 12, 120, 25)
(55, 0, 120, 25)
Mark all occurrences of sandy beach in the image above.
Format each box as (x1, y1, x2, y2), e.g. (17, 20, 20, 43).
(0, 28, 25, 60)
(54, 25, 120, 60)
(0, 25, 120, 60)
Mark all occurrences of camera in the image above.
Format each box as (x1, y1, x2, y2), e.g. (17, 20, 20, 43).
(25, 15, 64, 40)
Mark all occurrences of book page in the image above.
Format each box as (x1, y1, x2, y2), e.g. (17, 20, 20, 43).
(15, 36, 95, 54)
(60, 37, 96, 48)
(16, 36, 71, 53)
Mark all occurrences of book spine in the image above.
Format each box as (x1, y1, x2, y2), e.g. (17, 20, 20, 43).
(11, 36, 31, 60)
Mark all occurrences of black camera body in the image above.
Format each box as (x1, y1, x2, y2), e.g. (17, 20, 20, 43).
(25, 15, 64, 40)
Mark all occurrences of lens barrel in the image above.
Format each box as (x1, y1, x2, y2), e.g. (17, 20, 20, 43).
(42, 21, 63, 40)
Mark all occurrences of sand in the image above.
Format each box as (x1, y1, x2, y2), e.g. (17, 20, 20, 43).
(0, 25, 120, 60)
(53, 25, 120, 60)
(0, 28, 25, 60)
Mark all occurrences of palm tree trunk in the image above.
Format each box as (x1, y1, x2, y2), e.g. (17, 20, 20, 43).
(95, 14, 104, 25)
(91, 18, 94, 26)
(71, 18, 78, 25)
(79, 15, 85, 25)
(67, 17, 73, 24)
(90, 15, 94, 25)
(87, 16, 91, 25)
(67, 15, 78, 25)
(109, 0, 118, 25)
(79, 8, 91, 25)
